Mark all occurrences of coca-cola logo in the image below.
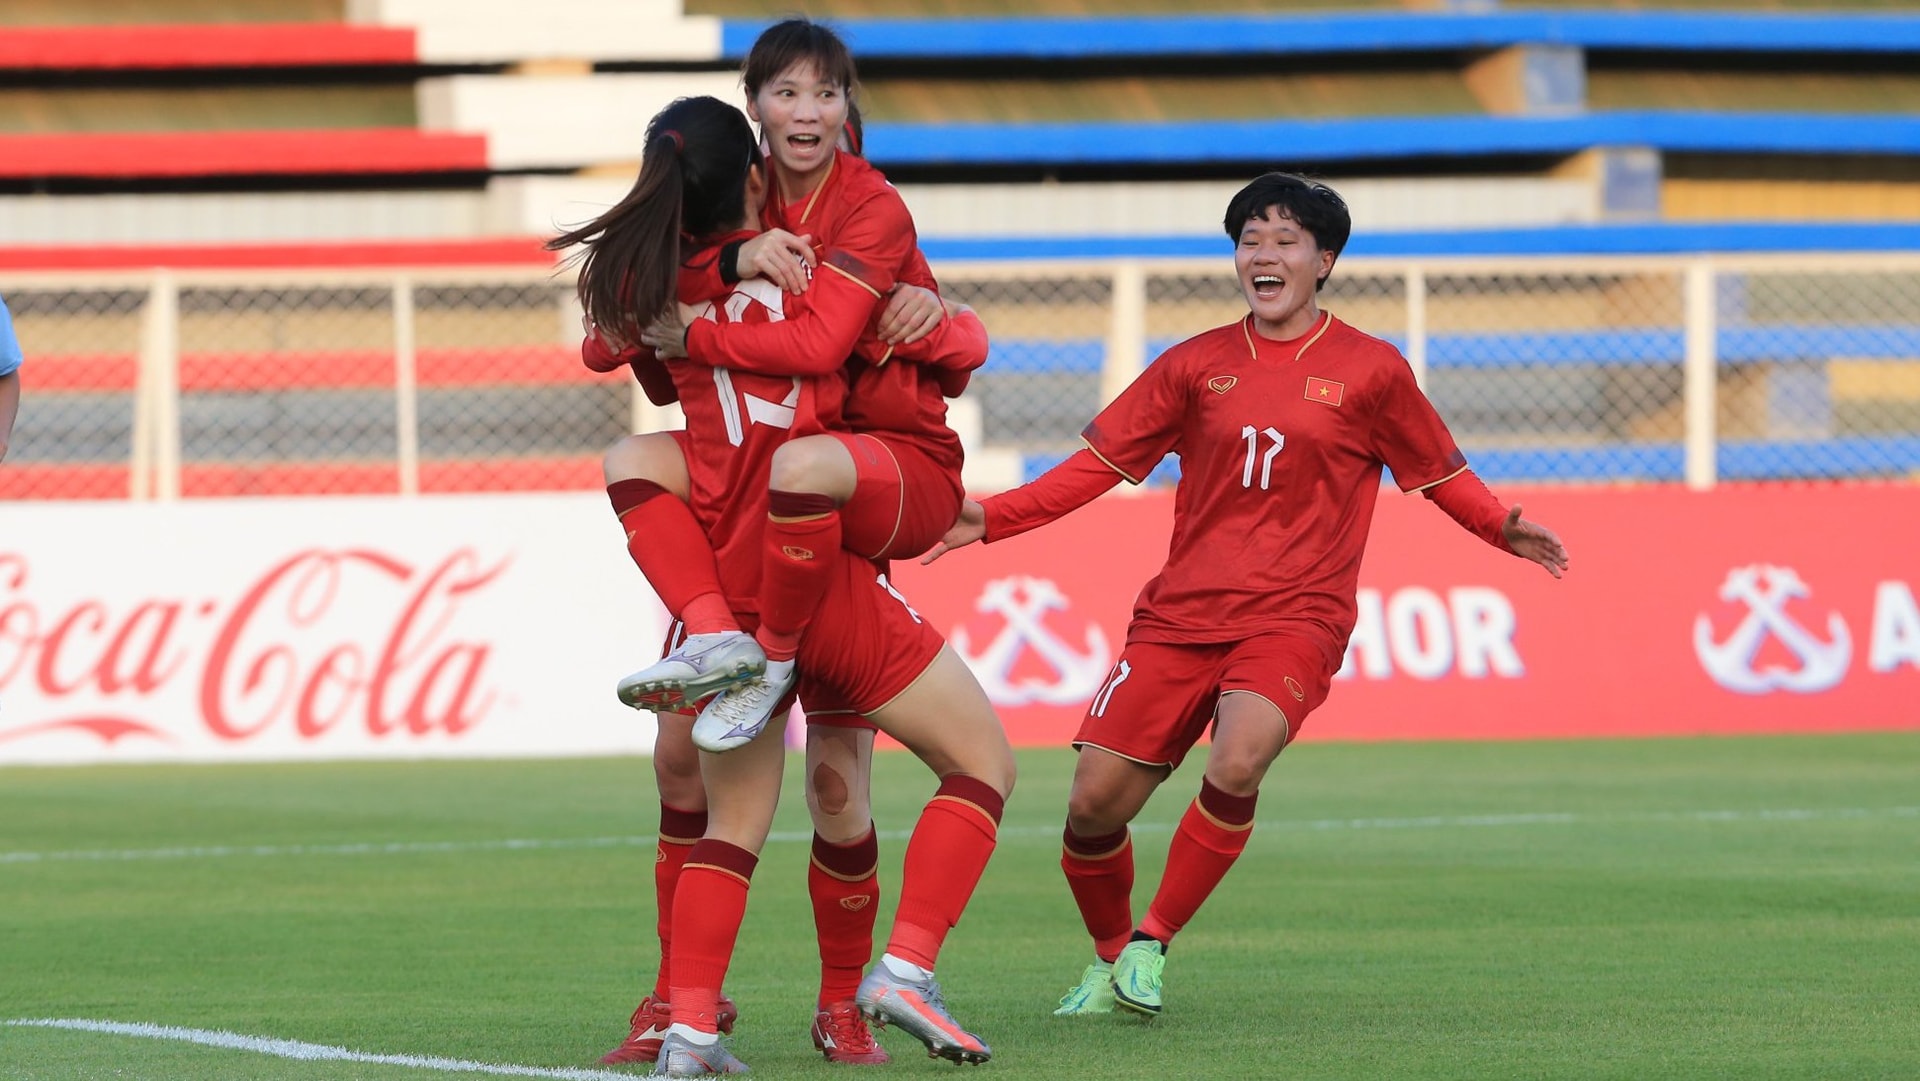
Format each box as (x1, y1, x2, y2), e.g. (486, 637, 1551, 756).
(0, 548, 508, 747)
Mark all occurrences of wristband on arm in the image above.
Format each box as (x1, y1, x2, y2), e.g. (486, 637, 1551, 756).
(717, 239, 747, 286)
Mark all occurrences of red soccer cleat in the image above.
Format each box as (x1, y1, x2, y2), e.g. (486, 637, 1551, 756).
(599, 994, 740, 1065)
(811, 999, 890, 1065)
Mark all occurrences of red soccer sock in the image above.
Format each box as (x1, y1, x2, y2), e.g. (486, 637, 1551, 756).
(756, 491, 842, 662)
(1061, 824, 1135, 963)
(651, 803, 707, 1000)
(887, 775, 1004, 970)
(1139, 778, 1258, 944)
(809, 826, 880, 1005)
(668, 839, 758, 1033)
(607, 479, 736, 635)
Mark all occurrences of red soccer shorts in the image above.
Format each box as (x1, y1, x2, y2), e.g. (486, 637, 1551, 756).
(1073, 630, 1341, 769)
(833, 432, 963, 562)
(797, 555, 945, 716)
(660, 554, 937, 730)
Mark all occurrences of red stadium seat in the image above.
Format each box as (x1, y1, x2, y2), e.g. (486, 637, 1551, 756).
(0, 23, 419, 71)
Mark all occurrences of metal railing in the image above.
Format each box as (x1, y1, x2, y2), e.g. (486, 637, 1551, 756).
(4, 252, 1917, 501)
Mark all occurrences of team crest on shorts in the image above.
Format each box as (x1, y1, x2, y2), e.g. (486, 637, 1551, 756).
(1207, 376, 1237, 394)
(1284, 676, 1306, 701)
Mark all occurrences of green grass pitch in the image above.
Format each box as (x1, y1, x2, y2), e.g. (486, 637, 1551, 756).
(3, 733, 1918, 1080)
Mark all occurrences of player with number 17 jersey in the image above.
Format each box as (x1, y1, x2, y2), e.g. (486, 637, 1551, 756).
(1079, 311, 1466, 651)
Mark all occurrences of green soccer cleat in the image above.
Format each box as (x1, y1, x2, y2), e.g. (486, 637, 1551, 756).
(1110, 940, 1166, 1017)
(1052, 961, 1116, 1016)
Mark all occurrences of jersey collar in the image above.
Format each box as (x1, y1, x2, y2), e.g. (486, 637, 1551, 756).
(1241, 310, 1332, 364)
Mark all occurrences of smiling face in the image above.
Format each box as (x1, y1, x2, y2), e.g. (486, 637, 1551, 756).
(746, 60, 848, 197)
(1234, 206, 1337, 341)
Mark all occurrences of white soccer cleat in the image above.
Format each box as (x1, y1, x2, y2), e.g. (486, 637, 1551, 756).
(617, 631, 766, 713)
(689, 659, 796, 753)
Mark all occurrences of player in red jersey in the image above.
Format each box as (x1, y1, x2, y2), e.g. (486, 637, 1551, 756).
(554, 96, 1013, 1076)
(579, 118, 983, 1070)
(553, 95, 852, 1067)
(926, 173, 1569, 1019)
(630, 19, 986, 757)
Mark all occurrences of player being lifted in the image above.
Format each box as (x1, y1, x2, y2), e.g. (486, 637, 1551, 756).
(926, 172, 1569, 1019)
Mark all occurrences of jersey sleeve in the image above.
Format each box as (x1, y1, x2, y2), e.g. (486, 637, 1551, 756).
(981, 448, 1123, 543)
(628, 349, 679, 406)
(683, 254, 883, 377)
(885, 307, 988, 372)
(580, 330, 628, 373)
(676, 234, 752, 305)
(1079, 346, 1192, 485)
(1368, 347, 1469, 492)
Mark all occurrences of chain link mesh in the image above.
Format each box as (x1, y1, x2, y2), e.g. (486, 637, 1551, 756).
(3, 256, 1917, 500)
(2, 283, 144, 499)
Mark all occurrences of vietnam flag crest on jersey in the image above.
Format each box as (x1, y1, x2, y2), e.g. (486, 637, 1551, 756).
(1305, 376, 1345, 406)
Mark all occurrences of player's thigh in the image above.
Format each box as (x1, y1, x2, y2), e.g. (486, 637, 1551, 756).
(797, 557, 1013, 794)
(841, 437, 961, 561)
(864, 645, 1015, 797)
(1074, 638, 1229, 771)
(1210, 631, 1340, 771)
(604, 430, 691, 498)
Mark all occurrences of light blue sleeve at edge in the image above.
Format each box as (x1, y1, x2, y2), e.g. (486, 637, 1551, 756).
(0, 295, 21, 378)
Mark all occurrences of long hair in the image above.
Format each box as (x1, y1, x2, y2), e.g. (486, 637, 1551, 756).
(547, 96, 758, 348)
(742, 17, 858, 102)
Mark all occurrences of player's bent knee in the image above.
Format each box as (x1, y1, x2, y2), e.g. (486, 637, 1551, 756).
(602, 437, 642, 484)
(769, 435, 855, 497)
(1065, 792, 1130, 836)
(809, 758, 853, 816)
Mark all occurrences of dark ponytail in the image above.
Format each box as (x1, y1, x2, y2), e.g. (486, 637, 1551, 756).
(548, 96, 758, 349)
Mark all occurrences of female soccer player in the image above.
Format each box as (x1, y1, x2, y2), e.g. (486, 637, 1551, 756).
(574, 114, 982, 1071)
(926, 172, 1569, 1020)
(628, 18, 987, 757)
(555, 95, 1012, 1076)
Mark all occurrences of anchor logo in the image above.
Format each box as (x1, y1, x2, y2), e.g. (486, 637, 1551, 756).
(952, 576, 1111, 707)
(1692, 565, 1851, 695)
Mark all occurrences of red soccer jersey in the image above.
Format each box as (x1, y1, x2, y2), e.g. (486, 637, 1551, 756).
(683, 150, 974, 478)
(1081, 312, 1467, 648)
(668, 275, 847, 618)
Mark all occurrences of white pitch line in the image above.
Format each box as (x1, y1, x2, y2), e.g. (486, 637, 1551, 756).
(3, 806, 1914, 866)
(5, 1019, 629, 1079)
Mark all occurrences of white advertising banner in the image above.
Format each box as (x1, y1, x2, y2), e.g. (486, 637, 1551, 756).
(0, 494, 666, 764)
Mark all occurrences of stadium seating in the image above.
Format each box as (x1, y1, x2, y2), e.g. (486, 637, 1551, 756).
(2, 1, 1917, 498)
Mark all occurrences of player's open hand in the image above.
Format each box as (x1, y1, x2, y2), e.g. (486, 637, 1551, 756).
(879, 284, 944, 346)
(640, 307, 689, 359)
(1502, 504, 1569, 579)
(736, 230, 815, 294)
(920, 500, 987, 564)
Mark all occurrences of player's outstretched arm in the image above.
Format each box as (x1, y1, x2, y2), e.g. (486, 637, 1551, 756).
(1500, 503, 1570, 579)
(920, 500, 986, 564)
